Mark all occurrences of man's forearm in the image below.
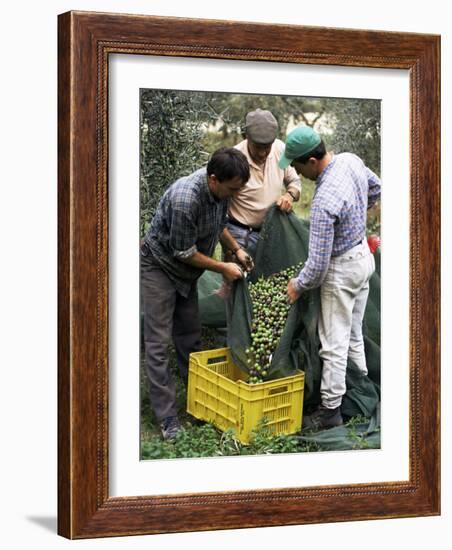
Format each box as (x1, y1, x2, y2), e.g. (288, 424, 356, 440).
(180, 250, 246, 283)
(294, 257, 329, 292)
(179, 250, 226, 274)
(219, 227, 241, 253)
(285, 182, 301, 201)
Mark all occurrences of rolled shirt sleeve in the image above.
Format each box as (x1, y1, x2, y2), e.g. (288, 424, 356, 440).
(169, 206, 199, 260)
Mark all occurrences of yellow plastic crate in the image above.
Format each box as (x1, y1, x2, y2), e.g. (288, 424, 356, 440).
(187, 347, 304, 444)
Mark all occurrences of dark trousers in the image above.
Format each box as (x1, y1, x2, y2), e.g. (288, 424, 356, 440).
(141, 254, 201, 421)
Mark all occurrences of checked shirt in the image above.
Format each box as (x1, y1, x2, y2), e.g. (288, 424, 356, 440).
(295, 153, 381, 292)
(144, 167, 228, 297)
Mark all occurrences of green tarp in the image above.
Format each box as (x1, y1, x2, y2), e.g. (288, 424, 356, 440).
(198, 207, 381, 447)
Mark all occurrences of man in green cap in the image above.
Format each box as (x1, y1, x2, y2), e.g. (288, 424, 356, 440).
(280, 126, 381, 430)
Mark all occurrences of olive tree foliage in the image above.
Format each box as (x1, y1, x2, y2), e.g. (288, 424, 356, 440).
(140, 90, 381, 235)
(322, 98, 381, 176)
(194, 92, 380, 174)
(197, 94, 326, 150)
(140, 90, 209, 236)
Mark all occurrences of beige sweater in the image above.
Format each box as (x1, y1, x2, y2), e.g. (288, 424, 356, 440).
(229, 139, 301, 228)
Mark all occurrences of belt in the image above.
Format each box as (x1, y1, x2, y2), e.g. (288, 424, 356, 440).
(331, 239, 364, 258)
(228, 217, 261, 233)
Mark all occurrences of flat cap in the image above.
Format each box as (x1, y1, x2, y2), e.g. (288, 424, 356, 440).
(245, 109, 278, 144)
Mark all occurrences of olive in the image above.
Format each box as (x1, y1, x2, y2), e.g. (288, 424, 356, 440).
(245, 261, 303, 383)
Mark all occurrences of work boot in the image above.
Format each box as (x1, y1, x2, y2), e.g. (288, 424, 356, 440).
(302, 405, 343, 431)
(160, 416, 182, 441)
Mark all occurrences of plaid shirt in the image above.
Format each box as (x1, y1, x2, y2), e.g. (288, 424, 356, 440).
(144, 168, 228, 297)
(295, 153, 381, 292)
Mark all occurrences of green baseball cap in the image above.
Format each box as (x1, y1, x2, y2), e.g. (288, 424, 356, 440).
(279, 126, 322, 169)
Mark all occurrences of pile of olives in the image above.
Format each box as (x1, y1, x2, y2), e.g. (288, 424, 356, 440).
(245, 261, 303, 384)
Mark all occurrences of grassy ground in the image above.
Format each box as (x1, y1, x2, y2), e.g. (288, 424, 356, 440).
(140, 328, 376, 460)
(140, 337, 322, 460)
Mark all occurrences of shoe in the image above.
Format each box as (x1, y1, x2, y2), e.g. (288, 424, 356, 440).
(160, 416, 182, 441)
(302, 405, 343, 430)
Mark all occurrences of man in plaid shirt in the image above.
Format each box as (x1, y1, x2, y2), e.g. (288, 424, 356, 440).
(280, 126, 381, 430)
(141, 148, 252, 440)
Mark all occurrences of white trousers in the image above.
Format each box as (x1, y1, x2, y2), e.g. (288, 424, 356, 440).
(318, 241, 376, 409)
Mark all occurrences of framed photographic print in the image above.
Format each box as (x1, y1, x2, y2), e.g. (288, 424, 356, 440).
(58, 11, 440, 538)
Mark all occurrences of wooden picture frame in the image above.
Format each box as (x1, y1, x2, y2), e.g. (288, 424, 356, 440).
(58, 10, 440, 538)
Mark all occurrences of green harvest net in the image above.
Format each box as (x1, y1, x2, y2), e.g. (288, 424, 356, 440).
(198, 206, 381, 447)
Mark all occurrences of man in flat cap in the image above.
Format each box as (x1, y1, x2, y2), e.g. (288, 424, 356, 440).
(281, 126, 381, 431)
(224, 109, 302, 258)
